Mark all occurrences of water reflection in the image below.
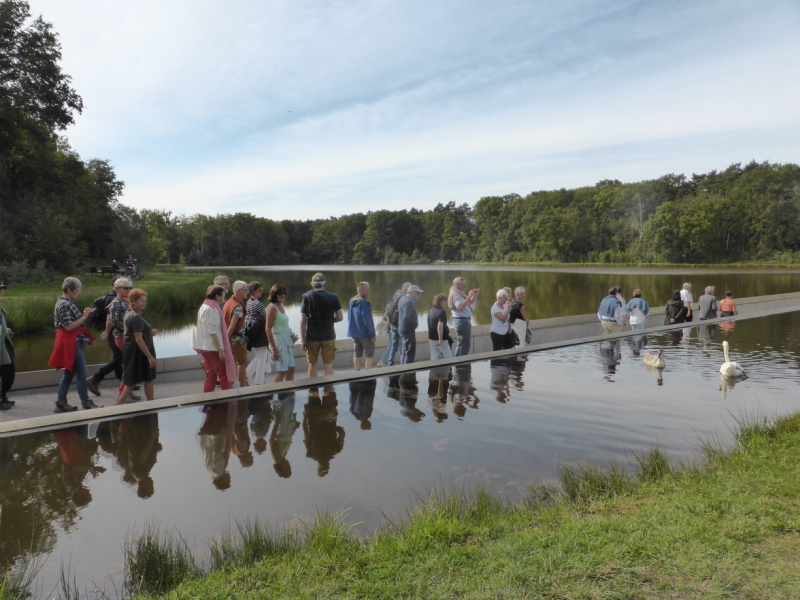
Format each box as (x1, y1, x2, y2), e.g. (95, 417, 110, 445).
(270, 392, 299, 478)
(448, 364, 480, 418)
(198, 403, 237, 490)
(597, 339, 622, 379)
(97, 414, 161, 499)
(349, 379, 376, 430)
(303, 386, 345, 477)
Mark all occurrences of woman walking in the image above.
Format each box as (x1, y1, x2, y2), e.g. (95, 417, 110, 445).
(115, 289, 158, 405)
(509, 287, 530, 346)
(245, 281, 272, 385)
(0, 303, 15, 409)
(625, 289, 650, 331)
(490, 289, 514, 351)
(266, 284, 295, 382)
(193, 285, 236, 392)
(664, 290, 689, 325)
(718, 291, 739, 317)
(48, 277, 101, 412)
(428, 294, 453, 359)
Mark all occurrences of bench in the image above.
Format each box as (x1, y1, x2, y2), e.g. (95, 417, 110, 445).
(88, 266, 102, 276)
(100, 266, 119, 276)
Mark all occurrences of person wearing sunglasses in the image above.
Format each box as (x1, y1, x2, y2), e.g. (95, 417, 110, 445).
(86, 277, 140, 400)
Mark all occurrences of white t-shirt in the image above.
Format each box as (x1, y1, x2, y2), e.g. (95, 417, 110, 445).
(490, 304, 509, 335)
(680, 289, 693, 305)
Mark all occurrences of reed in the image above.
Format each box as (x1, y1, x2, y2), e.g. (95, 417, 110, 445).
(633, 444, 672, 482)
(209, 517, 298, 571)
(559, 461, 635, 503)
(124, 520, 198, 596)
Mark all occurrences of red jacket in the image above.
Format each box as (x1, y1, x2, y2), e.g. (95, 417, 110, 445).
(48, 327, 95, 370)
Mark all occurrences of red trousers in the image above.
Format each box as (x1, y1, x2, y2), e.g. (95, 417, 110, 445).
(199, 350, 232, 392)
(115, 337, 125, 394)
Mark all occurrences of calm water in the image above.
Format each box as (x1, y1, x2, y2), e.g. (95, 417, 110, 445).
(10, 265, 800, 372)
(2, 310, 800, 595)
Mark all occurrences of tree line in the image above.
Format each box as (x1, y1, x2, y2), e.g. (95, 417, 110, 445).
(3, 0, 800, 283)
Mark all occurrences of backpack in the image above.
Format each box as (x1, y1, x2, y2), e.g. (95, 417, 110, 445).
(386, 295, 402, 327)
(87, 293, 114, 331)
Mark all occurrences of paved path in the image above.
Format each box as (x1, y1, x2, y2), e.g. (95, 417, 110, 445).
(1, 368, 210, 423)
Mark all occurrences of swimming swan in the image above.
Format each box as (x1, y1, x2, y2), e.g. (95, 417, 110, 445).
(643, 349, 665, 368)
(719, 341, 746, 377)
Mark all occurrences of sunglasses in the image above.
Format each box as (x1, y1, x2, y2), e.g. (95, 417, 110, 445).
(121, 287, 132, 290)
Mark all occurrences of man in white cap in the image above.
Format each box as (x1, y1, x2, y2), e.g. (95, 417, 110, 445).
(223, 280, 250, 387)
(397, 285, 423, 364)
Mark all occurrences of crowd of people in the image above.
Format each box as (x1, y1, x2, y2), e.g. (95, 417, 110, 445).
(597, 283, 739, 334)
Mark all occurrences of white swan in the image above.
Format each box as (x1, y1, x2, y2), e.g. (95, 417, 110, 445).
(643, 349, 665, 368)
(719, 341, 746, 377)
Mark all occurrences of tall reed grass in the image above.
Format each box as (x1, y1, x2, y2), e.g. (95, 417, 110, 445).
(124, 520, 199, 596)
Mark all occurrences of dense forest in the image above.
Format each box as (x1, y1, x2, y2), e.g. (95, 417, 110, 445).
(2, 0, 800, 284)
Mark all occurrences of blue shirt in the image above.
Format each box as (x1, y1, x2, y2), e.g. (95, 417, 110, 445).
(347, 296, 375, 339)
(397, 295, 418, 335)
(597, 295, 622, 322)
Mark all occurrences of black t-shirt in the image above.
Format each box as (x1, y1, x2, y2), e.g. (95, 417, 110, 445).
(300, 289, 342, 342)
(427, 307, 450, 340)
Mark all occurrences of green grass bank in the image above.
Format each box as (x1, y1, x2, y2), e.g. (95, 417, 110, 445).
(121, 412, 800, 600)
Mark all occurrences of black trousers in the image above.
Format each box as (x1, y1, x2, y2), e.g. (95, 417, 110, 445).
(491, 331, 515, 351)
(1, 343, 14, 396)
(93, 335, 123, 383)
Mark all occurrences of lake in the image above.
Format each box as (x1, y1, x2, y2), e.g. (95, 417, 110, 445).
(2, 309, 800, 596)
(9, 264, 800, 372)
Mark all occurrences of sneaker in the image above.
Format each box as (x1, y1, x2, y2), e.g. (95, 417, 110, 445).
(81, 400, 102, 410)
(0, 402, 10, 411)
(54, 403, 78, 413)
(129, 392, 142, 401)
(86, 377, 101, 396)
(376, 363, 386, 367)
(1, 394, 14, 406)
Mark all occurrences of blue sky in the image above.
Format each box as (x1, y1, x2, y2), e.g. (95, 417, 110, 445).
(31, 0, 800, 220)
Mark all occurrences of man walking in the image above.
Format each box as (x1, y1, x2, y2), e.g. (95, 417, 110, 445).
(597, 287, 623, 334)
(448, 277, 479, 356)
(398, 285, 423, 364)
(222, 281, 249, 387)
(300, 273, 343, 378)
(347, 282, 376, 371)
(377, 282, 410, 367)
(680, 283, 693, 322)
(214, 275, 230, 307)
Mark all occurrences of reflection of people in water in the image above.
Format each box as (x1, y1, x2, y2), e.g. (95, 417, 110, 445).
(303, 386, 345, 477)
(98, 414, 161, 499)
(52, 425, 105, 508)
(626, 333, 647, 356)
(448, 363, 479, 418)
(719, 320, 736, 334)
(198, 402, 237, 490)
(698, 323, 718, 353)
(398, 372, 424, 422)
(427, 366, 451, 422)
(248, 395, 274, 455)
(349, 378, 377, 430)
(232, 399, 254, 468)
(507, 354, 528, 390)
(596, 339, 622, 375)
(489, 358, 510, 403)
(271, 391, 300, 478)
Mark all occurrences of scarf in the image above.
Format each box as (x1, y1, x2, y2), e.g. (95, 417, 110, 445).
(203, 299, 236, 384)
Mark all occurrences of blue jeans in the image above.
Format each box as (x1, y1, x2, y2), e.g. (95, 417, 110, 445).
(454, 318, 471, 357)
(429, 339, 453, 359)
(399, 333, 416, 364)
(56, 342, 89, 405)
(379, 326, 399, 366)
(630, 321, 646, 331)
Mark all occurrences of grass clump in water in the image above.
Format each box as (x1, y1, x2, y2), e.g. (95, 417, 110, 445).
(634, 444, 672, 483)
(209, 517, 298, 571)
(124, 520, 198, 596)
(559, 461, 635, 503)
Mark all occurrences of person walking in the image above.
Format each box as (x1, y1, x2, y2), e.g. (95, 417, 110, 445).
(664, 290, 689, 325)
(428, 293, 453, 360)
(0, 303, 15, 410)
(48, 277, 102, 412)
(448, 277, 479, 356)
(615, 285, 629, 329)
(213, 276, 230, 307)
(398, 285, 423, 364)
(680, 283, 694, 322)
(300, 273, 343, 378)
(509, 287, 530, 346)
(625, 289, 650, 331)
(597, 287, 623, 334)
(266, 285, 296, 383)
(223, 281, 250, 387)
(697, 286, 718, 320)
(490, 289, 515, 351)
(86, 277, 140, 400)
(193, 285, 236, 392)
(718, 291, 739, 317)
(115, 289, 158, 405)
(377, 282, 410, 367)
(245, 281, 271, 385)
(347, 282, 376, 371)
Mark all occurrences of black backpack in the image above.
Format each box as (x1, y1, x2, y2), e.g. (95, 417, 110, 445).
(88, 293, 115, 331)
(386, 295, 402, 327)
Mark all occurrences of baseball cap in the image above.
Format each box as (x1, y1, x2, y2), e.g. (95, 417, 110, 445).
(407, 285, 424, 293)
(311, 273, 326, 283)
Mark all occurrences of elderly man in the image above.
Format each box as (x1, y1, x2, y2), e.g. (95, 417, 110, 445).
(398, 285, 423, 364)
(697, 286, 718, 320)
(222, 280, 250, 387)
(347, 282, 376, 371)
(377, 282, 410, 367)
(448, 277, 479, 356)
(300, 273, 343, 378)
(214, 275, 230, 307)
(680, 283, 694, 322)
(597, 286, 623, 334)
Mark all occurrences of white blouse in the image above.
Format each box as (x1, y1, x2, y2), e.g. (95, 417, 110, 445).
(192, 304, 223, 351)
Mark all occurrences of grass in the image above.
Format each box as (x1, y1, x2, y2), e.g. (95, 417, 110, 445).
(124, 520, 199, 597)
(125, 410, 800, 599)
(0, 266, 265, 334)
(0, 533, 46, 600)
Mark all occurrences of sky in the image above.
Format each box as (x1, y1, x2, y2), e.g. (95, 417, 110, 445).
(28, 0, 800, 220)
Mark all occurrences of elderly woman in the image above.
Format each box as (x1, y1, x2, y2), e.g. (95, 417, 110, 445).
(115, 289, 158, 405)
(697, 286, 718, 320)
(266, 284, 295, 382)
(625, 289, 650, 331)
(428, 294, 453, 359)
(193, 285, 236, 392)
(664, 290, 689, 325)
(509, 287, 530, 346)
(490, 289, 514, 351)
(48, 277, 101, 412)
(245, 281, 272, 385)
